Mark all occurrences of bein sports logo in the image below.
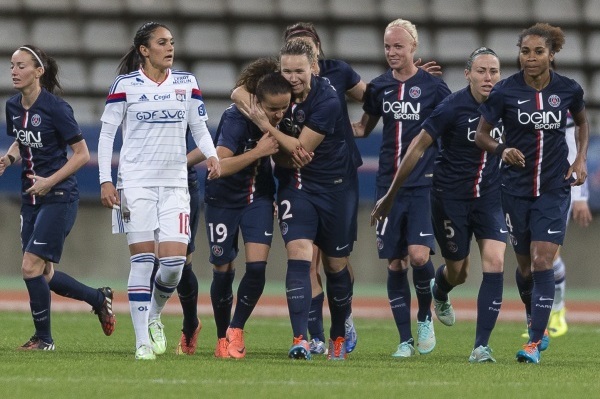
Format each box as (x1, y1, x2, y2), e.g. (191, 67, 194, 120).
(14, 126, 43, 148)
(518, 109, 561, 130)
(382, 100, 421, 120)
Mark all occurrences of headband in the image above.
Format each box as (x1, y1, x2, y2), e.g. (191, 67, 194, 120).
(19, 46, 45, 73)
(286, 29, 320, 45)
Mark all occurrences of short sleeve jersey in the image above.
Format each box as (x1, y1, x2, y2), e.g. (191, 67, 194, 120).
(204, 104, 275, 208)
(422, 86, 503, 199)
(6, 89, 81, 205)
(275, 75, 352, 193)
(363, 68, 451, 189)
(319, 59, 363, 169)
(101, 68, 208, 189)
(479, 70, 585, 197)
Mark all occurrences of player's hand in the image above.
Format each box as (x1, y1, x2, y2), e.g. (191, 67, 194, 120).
(100, 181, 119, 209)
(0, 156, 8, 176)
(572, 200, 592, 227)
(25, 174, 53, 196)
(291, 146, 313, 168)
(255, 132, 279, 157)
(248, 94, 270, 132)
(502, 147, 525, 168)
(415, 58, 443, 76)
(206, 156, 221, 180)
(566, 156, 587, 186)
(371, 194, 394, 226)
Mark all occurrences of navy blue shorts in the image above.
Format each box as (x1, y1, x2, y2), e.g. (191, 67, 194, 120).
(277, 187, 354, 258)
(374, 186, 435, 260)
(431, 192, 507, 261)
(21, 200, 78, 263)
(502, 187, 570, 255)
(205, 198, 274, 265)
(187, 179, 201, 256)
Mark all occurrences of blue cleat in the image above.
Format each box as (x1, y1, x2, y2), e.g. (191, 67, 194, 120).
(525, 326, 550, 351)
(516, 341, 541, 364)
(345, 313, 358, 353)
(416, 316, 436, 354)
(288, 336, 311, 360)
(392, 339, 415, 358)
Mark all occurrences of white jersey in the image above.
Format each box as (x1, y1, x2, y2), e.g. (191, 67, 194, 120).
(101, 68, 209, 189)
(565, 114, 589, 202)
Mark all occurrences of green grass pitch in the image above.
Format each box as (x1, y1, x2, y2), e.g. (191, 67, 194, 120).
(0, 311, 598, 398)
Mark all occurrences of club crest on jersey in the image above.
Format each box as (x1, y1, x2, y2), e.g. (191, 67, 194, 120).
(211, 245, 224, 257)
(295, 110, 305, 123)
(409, 86, 421, 99)
(280, 222, 289, 235)
(376, 237, 384, 251)
(31, 114, 41, 127)
(175, 89, 186, 102)
(548, 94, 561, 108)
(446, 241, 458, 253)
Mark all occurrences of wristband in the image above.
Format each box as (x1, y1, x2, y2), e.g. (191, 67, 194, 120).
(494, 144, 507, 157)
(7, 154, 15, 165)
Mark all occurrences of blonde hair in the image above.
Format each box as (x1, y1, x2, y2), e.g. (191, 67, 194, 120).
(386, 19, 418, 47)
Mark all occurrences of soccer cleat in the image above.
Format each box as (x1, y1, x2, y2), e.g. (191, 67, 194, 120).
(18, 336, 55, 351)
(214, 338, 231, 358)
(469, 345, 496, 363)
(327, 337, 347, 360)
(523, 325, 550, 351)
(135, 344, 156, 360)
(93, 287, 116, 336)
(416, 316, 436, 354)
(176, 319, 202, 355)
(226, 327, 246, 359)
(516, 341, 541, 364)
(392, 339, 415, 358)
(345, 313, 358, 353)
(148, 320, 167, 355)
(430, 278, 455, 326)
(288, 336, 311, 360)
(309, 338, 328, 355)
(548, 308, 568, 338)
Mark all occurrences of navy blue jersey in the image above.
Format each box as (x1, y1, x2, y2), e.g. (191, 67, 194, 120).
(422, 86, 503, 199)
(363, 68, 451, 189)
(185, 128, 199, 185)
(275, 75, 352, 193)
(205, 104, 275, 208)
(319, 59, 363, 169)
(479, 70, 585, 197)
(5, 89, 81, 204)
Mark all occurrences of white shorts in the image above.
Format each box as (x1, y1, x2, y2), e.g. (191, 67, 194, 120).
(112, 186, 191, 244)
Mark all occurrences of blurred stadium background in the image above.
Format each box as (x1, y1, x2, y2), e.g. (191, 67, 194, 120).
(0, 0, 599, 290)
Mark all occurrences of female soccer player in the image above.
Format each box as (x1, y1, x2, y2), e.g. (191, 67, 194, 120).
(353, 18, 451, 358)
(205, 58, 289, 359)
(97, 22, 220, 360)
(372, 47, 505, 362)
(247, 39, 354, 360)
(0, 45, 116, 350)
(475, 23, 588, 364)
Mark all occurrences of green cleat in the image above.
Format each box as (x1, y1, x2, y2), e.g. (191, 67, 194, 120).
(149, 320, 167, 355)
(392, 339, 415, 358)
(469, 345, 496, 363)
(430, 278, 455, 326)
(135, 344, 156, 360)
(416, 316, 436, 354)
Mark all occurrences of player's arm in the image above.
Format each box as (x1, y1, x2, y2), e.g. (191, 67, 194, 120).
(475, 117, 524, 167)
(26, 136, 90, 197)
(187, 148, 206, 168)
(0, 140, 21, 176)
(189, 120, 221, 180)
(567, 108, 589, 186)
(352, 112, 380, 138)
(346, 80, 367, 103)
(231, 85, 252, 116)
(217, 133, 278, 177)
(371, 130, 434, 225)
